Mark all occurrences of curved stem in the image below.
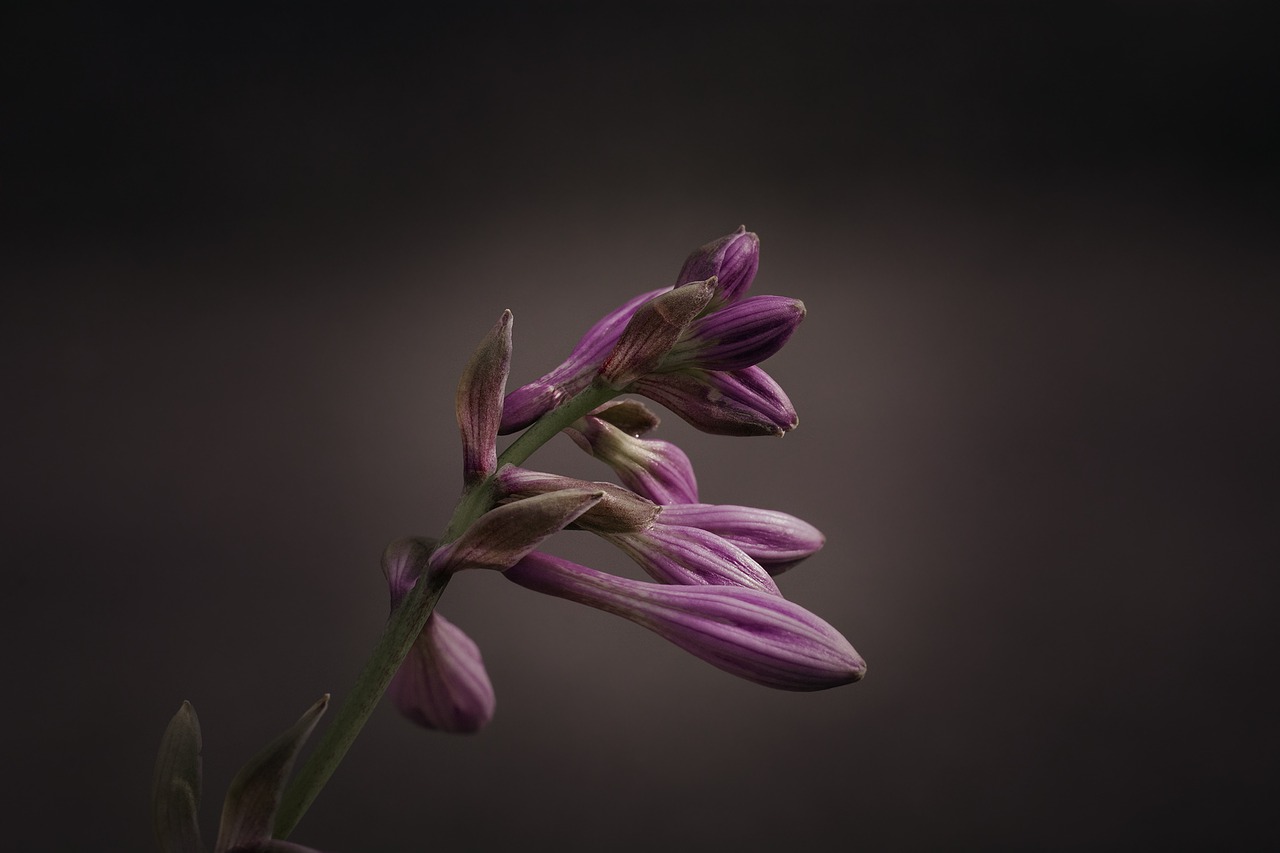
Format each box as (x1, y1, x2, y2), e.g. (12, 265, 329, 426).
(273, 380, 621, 839)
(274, 567, 449, 839)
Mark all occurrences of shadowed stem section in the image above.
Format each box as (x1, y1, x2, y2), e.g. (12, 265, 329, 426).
(273, 567, 449, 838)
(273, 380, 620, 840)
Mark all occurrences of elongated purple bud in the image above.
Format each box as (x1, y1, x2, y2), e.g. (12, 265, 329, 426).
(506, 552, 866, 691)
(675, 225, 760, 305)
(657, 503, 825, 575)
(630, 366, 798, 436)
(500, 287, 666, 433)
(381, 538, 496, 735)
(598, 279, 716, 390)
(430, 488, 604, 574)
(457, 310, 513, 485)
(662, 295, 805, 373)
(495, 465, 659, 533)
(565, 415, 698, 504)
(388, 612, 496, 735)
(604, 523, 781, 594)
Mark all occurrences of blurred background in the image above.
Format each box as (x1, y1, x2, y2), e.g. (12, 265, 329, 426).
(5, 2, 1277, 850)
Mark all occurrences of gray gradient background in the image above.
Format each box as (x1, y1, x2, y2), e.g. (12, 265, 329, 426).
(5, 3, 1278, 851)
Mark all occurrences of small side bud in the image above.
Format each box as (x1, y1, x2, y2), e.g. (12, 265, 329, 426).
(457, 310, 513, 485)
(430, 489, 604, 574)
(495, 465, 660, 533)
(565, 415, 699, 505)
(390, 612, 496, 734)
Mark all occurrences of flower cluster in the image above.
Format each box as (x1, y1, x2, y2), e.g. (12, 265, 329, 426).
(389, 227, 866, 733)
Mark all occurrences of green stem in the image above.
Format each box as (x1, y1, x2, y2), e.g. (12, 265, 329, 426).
(274, 567, 448, 839)
(273, 379, 620, 839)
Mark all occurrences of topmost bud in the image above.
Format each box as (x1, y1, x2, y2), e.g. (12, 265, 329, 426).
(675, 226, 760, 305)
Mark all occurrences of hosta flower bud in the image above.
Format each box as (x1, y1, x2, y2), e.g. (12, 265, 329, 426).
(565, 414, 698, 505)
(494, 465, 660, 534)
(630, 366, 798, 436)
(604, 523, 781, 594)
(660, 295, 805, 373)
(382, 538, 496, 734)
(429, 488, 604, 574)
(500, 287, 666, 434)
(389, 612, 496, 735)
(589, 398, 662, 436)
(598, 278, 717, 390)
(506, 552, 866, 691)
(657, 503, 824, 575)
(457, 310, 513, 485)
(675, 225, 760, 305)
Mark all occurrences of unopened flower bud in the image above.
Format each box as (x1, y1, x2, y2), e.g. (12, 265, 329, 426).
(589, 399, 662, 436)
(389, 612, 496, 735)
(675, 225, 760, 305)
(604, 523, 780, 594)
(500, 287, 666, 434)
(456, 310, 512, 485)
(657, 503, 824, 575)
(630, 366, 798, 436)
(597, 278, 716, 390)
(429, 489, 604, 574)
(494, 465, 659, 534)
(661, 295, 805, 373)
(565, 415, 698, 505)
(506, 552, 866, 691)
(381, 538, 496, 735)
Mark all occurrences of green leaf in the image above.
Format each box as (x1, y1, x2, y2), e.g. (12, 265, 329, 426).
(152, 701, 205, 853)
(214, 695, 329, 853)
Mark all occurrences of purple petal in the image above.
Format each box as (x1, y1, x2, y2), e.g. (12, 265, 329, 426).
(675, 226, 760, 305)
(631, 366, 798, 437)
(500, 287, 667, 433)
(598, 279, 716, 390)
(456, 310, 512, 485)
(605, 524, 781, 594)
(215, 696, 330, 853)
(381, 537, 438, 607)
(664, 295, 805, 373)
(430, 489, 603, 574)
(389, 612, 496, 735)
(495, 465, 660, 534)
(565, 415, 699, 505)
(506, 552, 866, 691)
(657, 503, 825, 575)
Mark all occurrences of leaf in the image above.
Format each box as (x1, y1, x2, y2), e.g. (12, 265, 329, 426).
(152, 701, 205, 853)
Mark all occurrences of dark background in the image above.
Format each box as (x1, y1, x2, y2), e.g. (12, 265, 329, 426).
(5, 3, 1278, 850)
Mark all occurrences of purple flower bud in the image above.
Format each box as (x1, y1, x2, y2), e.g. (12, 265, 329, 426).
(604, 523, 781, 594)
(676, 226, 760, 305)
(456, 310, 512, 485)
(598, 279, 717, 390)
(506, 552, 866, 691)
(495, 465, 660, 534)
(381, 538, 496, 735)
(429, 488, 604, 574)
(388, 612, 496, 735)
(657, 503, 825, 575)
(630, 366, 798, 436)
(565, 415, 698, 505)
(500, 287, 666, 434)
(662, 295, 805, 373)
